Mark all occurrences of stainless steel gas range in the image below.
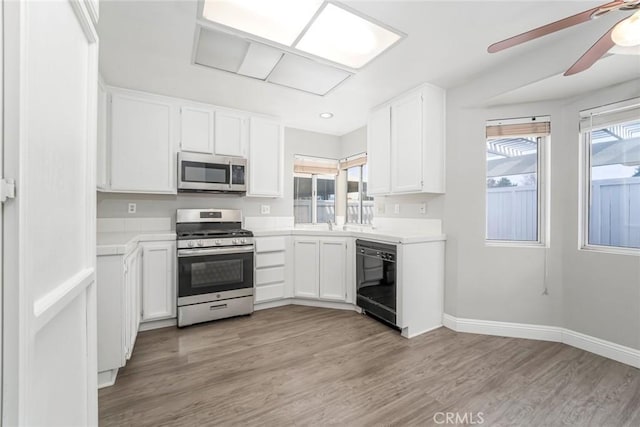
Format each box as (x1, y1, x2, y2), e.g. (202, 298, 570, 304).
(176, 209, 254, 327)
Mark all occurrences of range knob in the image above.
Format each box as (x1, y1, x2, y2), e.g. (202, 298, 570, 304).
(187, 241, 195, 248)
(197, 240, 204, 247)
(241, 238, 247, 244)
(232, 239, 239, 244)
(215, 239, 222, 245)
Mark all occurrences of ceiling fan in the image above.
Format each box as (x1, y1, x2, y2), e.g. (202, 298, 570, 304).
(488, 0, 640, 76)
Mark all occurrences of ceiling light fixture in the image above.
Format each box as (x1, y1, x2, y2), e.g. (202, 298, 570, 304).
(296, 3, 402, 69)
(202, 0, 323, 46)
(612, 10, 640, 47)
(319, 112, 334, 119)
(200, 0, 405, 70)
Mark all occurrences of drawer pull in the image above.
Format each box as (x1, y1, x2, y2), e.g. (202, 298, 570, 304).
(209, 304, 228, 311)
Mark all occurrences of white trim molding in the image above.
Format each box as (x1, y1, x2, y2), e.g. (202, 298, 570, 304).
(443, 313, 640, 369)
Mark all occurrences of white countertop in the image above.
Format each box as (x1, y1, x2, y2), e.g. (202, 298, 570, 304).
(97, 231, 176, 256)
(250, 228, 446, 245)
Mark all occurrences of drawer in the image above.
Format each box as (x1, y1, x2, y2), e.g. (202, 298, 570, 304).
(255, 283, 285, 303)
(256, 251, 285, 268)
(256, 266, 285, 286)
(255, 237, 286, 253)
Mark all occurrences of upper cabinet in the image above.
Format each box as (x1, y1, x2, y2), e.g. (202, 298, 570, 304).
(214, 111, 247, 157)
(180, 106, 214, 154)
(109, 92, 176, 194)
(247, 117, 283, 197)
(98, 85, 283, 197)
(367, 83, 446, 195)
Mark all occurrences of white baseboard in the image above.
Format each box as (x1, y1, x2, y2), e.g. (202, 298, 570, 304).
(443, 313, 640, 369)
(255, 298, 358, 312)
(139, 317, 176, 332)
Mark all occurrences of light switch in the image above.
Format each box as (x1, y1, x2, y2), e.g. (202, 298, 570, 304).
(394, 204, 400, 214)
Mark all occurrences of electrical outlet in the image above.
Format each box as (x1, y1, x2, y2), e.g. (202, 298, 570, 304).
(419, 203, 427, 214)
(260, 205, 270, 215)
(128, 203, 136, 214)
(394, 204, 400, 214)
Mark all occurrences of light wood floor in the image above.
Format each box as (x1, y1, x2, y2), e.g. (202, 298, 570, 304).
(99, 305, 640, 426)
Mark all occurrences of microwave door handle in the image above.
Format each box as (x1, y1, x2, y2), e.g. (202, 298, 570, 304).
(229, 160, 232, 189)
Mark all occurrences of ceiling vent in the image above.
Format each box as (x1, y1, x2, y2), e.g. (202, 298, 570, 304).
(193, 26, 352, 96)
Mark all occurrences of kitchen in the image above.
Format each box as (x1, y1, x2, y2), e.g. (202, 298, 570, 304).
(2, 0, 640, 426)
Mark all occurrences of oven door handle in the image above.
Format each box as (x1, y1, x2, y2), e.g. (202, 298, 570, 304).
(178, 246, 254, 257)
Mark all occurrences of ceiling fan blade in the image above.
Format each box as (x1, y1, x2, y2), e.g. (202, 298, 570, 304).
(487, 1, 624, 53)
(564, 19, 622, 76)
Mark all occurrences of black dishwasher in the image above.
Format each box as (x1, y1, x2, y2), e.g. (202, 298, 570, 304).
(355, 239, 397, 327)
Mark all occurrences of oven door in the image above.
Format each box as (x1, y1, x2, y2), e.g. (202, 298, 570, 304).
(177, 246, 254, 305)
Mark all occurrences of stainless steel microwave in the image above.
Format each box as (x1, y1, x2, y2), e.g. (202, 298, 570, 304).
(177, 152, 247, 193)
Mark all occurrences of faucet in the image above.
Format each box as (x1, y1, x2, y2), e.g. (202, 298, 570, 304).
(326, 220, 333, 231)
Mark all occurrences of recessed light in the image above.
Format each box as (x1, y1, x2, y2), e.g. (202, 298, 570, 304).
(320, 112, 334, 119)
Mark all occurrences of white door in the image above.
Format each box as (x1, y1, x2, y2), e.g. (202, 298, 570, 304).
(141, 241, 176, 321)
(214, 110, 246, 157)
(247, 117, 283, 197)
(293, 239, 319, 298)
(110, 92, 176, 193)
(367, 105, 391, 195)
(3, 1, 98, 426)
(319, 239, 347, 301)
(180, 105, 214, 154)
(391, 92, 423, 193)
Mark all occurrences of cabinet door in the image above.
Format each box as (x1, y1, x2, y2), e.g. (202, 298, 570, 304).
(214, 110, 246, 157)
(367, 105, 391, 195)
(110, 93, 176, 193)
(391, 92, 423, 193)
(123, 254, 133, 360)
(247, 117, 283, 197)
(293, 239, 319, 298)
(180, 106, 214, 154)
(141, 241, 176, 321)
(319, 239, 347, 301)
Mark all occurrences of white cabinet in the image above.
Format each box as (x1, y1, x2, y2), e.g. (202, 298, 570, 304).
(214, 110, 246, 157)
(367, 105, 391, 195)
(247, 117, 284, 197)
(97, 247, 142, 385)
(254, 236, 289, 303)
(141, 241, 176, 321)
(293, 239, 319, 298)
(391, 92, 423, 193)
(367, 83, 445, 195)
(109, 92, 176, 193)
(319, 239, 347, 301)
(294, 237, 348, 301)
(180, 106, 214, 154)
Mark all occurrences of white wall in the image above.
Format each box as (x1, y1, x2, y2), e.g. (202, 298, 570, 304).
(444, 78, 640, 350)
(97, 128, 341, 221)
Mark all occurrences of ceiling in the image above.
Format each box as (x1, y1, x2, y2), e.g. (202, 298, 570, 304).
(98, 1, 640, 136)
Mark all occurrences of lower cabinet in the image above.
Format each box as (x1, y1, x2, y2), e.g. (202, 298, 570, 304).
(254, 236, 289, 303)
(97, 239, 176, 387)
(293, 237, 348, 302)
(141, 241, 176, 321)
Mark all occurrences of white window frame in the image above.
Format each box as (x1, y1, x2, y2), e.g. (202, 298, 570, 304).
(293, 172, 336, 225)
(579, 98, 640, 256)
(344, 164, 372, 225)
(485, 116, 550, 248)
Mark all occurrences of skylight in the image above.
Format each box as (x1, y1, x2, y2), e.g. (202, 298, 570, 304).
(201, 0, 404, 70)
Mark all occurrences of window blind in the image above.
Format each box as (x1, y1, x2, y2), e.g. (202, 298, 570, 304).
(293, 155, 339, 176)
(339, 152, 367, 170)
(579, 99, 640, 132)
(486, 120, 551, 139)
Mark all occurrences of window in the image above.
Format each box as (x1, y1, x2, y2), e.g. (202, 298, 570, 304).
(343, 154, 373, 225)
(581, 99, 640, 252)
(293, 156, 337, 224)
(485, 117, 550, 244)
